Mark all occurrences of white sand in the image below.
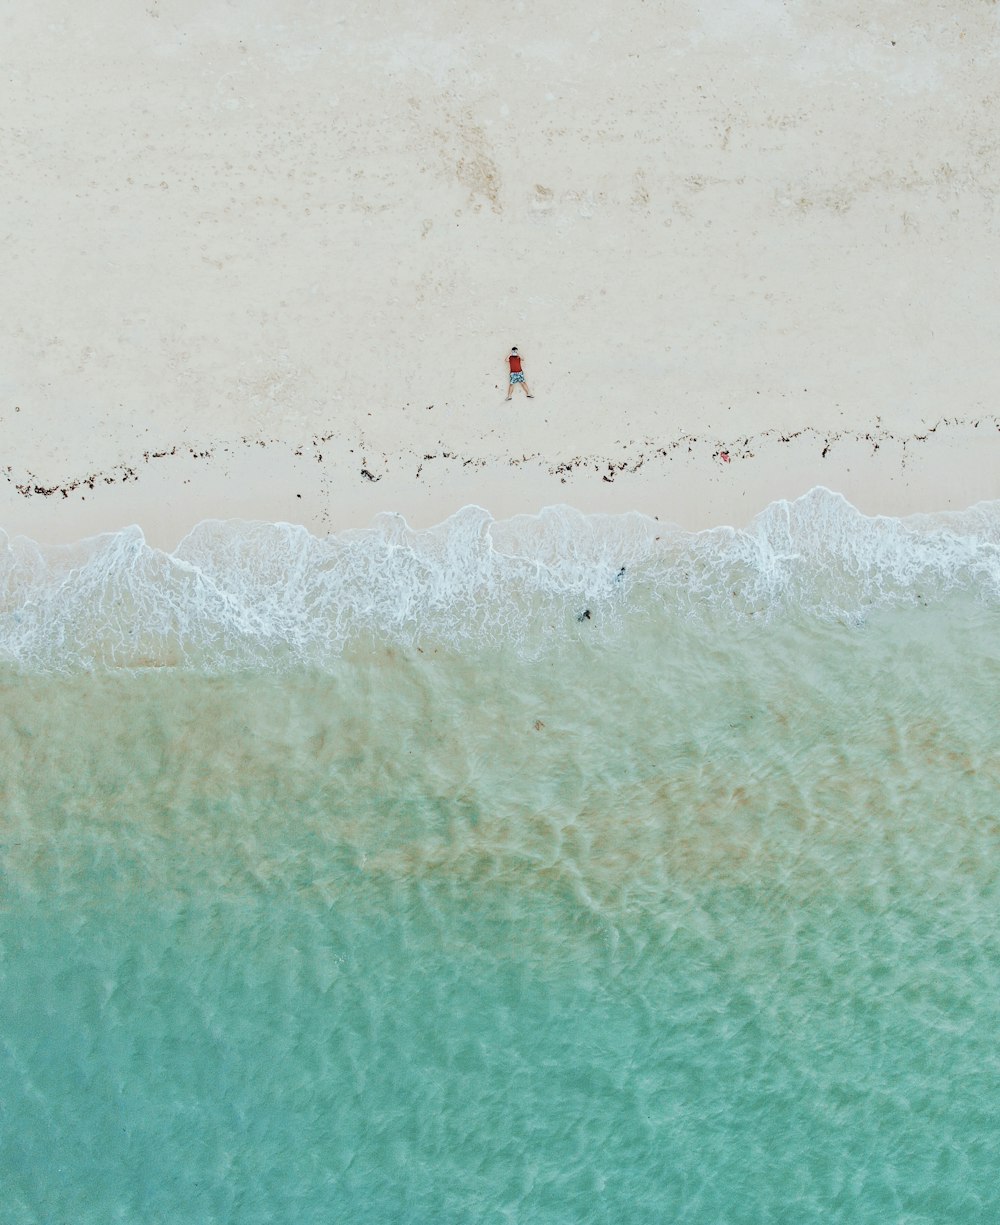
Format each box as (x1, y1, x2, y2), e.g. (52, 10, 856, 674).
(3, 0, 998, 545)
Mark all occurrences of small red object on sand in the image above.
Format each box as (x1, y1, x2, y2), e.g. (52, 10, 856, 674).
(720, 451, 731, 463)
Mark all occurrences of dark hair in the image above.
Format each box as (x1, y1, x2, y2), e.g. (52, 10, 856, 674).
(511, 346, 518, 352)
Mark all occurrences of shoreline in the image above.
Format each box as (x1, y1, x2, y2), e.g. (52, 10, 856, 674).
(2, 477, 997, 676)
(3, 416, 997, 550)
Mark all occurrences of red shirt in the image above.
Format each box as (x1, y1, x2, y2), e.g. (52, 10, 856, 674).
(508, 353, 522, 373)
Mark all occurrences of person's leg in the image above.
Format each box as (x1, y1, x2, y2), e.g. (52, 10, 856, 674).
(521, 380, 533, 397)
(505, 377, 513, 400)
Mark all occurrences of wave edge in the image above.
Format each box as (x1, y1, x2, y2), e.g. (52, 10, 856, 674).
(2, 488, 998, 672)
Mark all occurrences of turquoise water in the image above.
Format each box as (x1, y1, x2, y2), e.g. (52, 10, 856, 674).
(2, 491, 1000, 1222)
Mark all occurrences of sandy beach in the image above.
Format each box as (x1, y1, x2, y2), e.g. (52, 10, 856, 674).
(3, 0, 998, 545)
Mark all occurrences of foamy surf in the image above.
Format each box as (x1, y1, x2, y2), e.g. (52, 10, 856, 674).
(1, 487, 997, 672)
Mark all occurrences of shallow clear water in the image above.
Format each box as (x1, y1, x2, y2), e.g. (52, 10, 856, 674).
(2, 492, 999, 1222)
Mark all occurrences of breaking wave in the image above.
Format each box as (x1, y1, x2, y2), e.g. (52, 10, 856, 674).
(1, 488, 998, 671)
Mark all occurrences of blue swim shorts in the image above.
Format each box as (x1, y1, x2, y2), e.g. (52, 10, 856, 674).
(509, 371, 525, 384)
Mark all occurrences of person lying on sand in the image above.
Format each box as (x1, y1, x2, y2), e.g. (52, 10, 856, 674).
(505, 347, 533, 399)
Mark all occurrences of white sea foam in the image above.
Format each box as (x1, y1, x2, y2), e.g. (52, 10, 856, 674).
(1, 488, 997, 671)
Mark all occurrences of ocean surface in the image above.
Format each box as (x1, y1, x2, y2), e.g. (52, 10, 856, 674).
(2, 488, 999, 1223)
